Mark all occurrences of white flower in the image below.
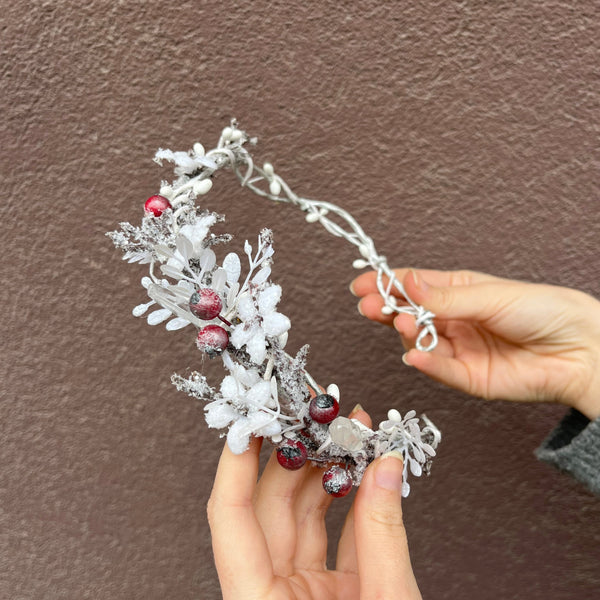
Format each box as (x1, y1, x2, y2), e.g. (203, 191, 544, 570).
(230, 284, 290, 364)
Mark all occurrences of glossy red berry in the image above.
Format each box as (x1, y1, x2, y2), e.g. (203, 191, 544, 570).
(276, 440, 308, 470)
(196, 325, 229, 355)
(189, 289, 223, 320)
(309, 393, 339, 424)
(322, 466, 353, 497)
(144, 195, 171, 216)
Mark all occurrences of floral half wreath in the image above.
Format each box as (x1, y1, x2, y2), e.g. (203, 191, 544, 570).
(107, 121, 441, 498)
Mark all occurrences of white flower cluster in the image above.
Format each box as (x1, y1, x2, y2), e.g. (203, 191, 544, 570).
(108, 122, 441, 497)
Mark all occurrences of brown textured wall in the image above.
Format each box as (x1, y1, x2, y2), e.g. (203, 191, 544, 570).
(2, 1, 599, 598)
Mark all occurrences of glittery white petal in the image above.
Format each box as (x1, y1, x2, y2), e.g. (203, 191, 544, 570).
(262, 312, 291, 337)
(246, 330, 267, 364)
(220, 375, 239, 399)
(205, 402, 238, 429)
(227, 419, 251, 454)
(237, 295, 257, 322)
(258, 284, 281, 313)
(247, 380, 271, 406)
(230, 323, 256, 349)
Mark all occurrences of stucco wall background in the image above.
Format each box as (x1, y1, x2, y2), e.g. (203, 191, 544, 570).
(2, 1, 599, 598)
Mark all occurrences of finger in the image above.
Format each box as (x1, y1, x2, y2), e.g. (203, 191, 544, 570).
(253, 449, 309, 575)
(402, 269, 519, 323)
(294, 406, 372, 572)
(354, 453, 422, 599)
(335, 408, 373, 574)
(358, 293, 396, 326)
(402, 347, 473, 393)
(208, 437, 274, 598)
(351, 268, 497, 298)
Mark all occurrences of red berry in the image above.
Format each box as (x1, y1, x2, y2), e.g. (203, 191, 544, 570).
(189, 289, 223, 320)
(276, 440, 308, 470)
(144, 195, 171, 216)
(196, 324, 229, 355)
(322, 466, 353, 497)
(309, 394, 339, 424)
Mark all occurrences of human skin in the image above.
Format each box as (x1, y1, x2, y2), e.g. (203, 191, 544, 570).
(352, 268, 600, 420)
(207, 407, 423, 600)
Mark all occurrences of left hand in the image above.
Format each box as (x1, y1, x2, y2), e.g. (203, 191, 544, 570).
(207, 407, 422, 600)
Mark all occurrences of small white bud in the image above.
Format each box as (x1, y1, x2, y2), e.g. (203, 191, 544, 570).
(352, 259, 369, 269)
(271, 434, 283, 444)
(230, 129, 243, 142)
(269, 179, 281, 196)
(222, 127, 233, 140)
(387, 409, 402, 422)
(381, 306, 394, 315)
(306, 212, 320, 223)
(193, 143, 205, 156)
(358, 243, 371, 259)
(263, 162, 274, 177)
(193, 179, 213, 195)
(159, 184, 173, 197)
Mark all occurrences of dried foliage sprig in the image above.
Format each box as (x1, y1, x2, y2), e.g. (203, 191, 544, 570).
(108, 121, 441, 497)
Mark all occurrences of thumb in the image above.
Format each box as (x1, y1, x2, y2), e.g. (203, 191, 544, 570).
(354, 452, 422, 600)
(403, 269, 513, 323)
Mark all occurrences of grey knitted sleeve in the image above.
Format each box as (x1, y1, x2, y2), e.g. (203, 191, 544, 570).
(535, 409, 600, 495)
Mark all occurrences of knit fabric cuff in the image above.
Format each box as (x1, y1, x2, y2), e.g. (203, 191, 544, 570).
(535, 409, 600, 495)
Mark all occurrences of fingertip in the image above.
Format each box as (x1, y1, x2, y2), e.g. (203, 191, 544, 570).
(358, 293, 396, 325)
(350, 271, 378, 297)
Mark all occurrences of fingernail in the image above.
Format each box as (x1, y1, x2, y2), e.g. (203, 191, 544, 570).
(349, 403, 363, 417)
(410, 268, 428, 292)
(349, 281, 358, 296)
(402, 352, 412, 366)
(357, 301, 365, 316)
(375, 451, 404, 493)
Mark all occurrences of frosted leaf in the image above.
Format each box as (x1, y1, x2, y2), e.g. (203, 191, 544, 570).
(211, 268, 227, 292)
(133, 302, 153, 317)
(176, 235, 194, 260)
(326, 384, 340, 400)
(401, 481, 411, 498)
(237, 295, 257, 322)
(421, 443, 436, 457)
(177, 279, 195, 292)
(411, 444, 425, 463)
(247, 380, 271, 406)
(141, 277, 152, 289)
(155, 244, 174, 259)
(147, 308, 172, 325)
(205, 402, 238, 429)
(246, 330, 267, 364)
(409, 458, 422, 477)
(252, 266, 271, 285)
(404, 410, 416, 420)
(165, 317, 191, 331)
(160, 264, 184, 279)
(227, 419, 251, 454)
(278, 331, 288, 348)
(200, 248, 216, 271)
(263, 313, 291, 337)
(220, 375, 239, 399)
(223, 252, 241, 284)
(258, 285, 281, 313)
(329, 417, 363, 452)
(168, 284, 194, 301)
(227, 282, 240, 307)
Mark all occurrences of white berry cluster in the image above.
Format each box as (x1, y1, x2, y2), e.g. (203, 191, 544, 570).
(107, 122, 440, 497)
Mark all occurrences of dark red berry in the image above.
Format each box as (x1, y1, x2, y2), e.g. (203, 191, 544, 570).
(189, 289, 223, 320)
(144, 195, 171, 216)
(322, 466, 353, 497)
(309, 393, 339, 424)
(196, 325, 229, 354)
(276, 440, 308, 470)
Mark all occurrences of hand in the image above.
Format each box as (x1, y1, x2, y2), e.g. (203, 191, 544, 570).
(352, 269, 600, 420)
(207, 407, 422, 600)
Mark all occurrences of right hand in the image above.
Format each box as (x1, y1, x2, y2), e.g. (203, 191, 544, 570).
(352, 268, 600, 420)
